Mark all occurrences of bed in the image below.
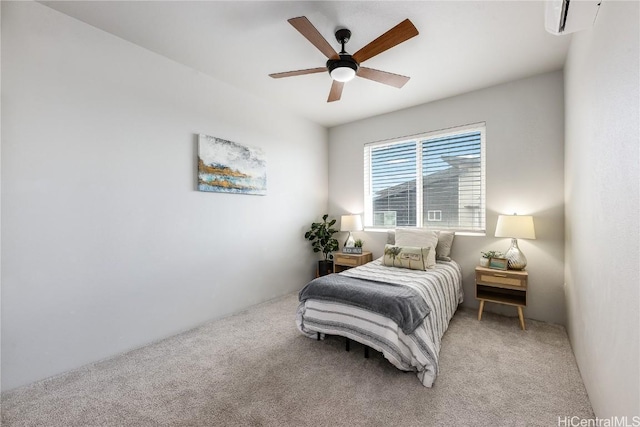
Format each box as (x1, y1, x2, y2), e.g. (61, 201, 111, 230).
(296, 229, 463, 387)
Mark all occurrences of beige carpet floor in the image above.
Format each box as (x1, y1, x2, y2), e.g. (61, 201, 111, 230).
(1, 293, 593, 426)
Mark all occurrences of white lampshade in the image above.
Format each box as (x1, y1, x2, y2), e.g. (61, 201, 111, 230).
(340, 214, 363, 232)
(330, 66, 356, 82)
(495, 215, 536, 239)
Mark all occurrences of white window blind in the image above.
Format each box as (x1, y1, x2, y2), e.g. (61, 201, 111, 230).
(364, 124, 486, 233)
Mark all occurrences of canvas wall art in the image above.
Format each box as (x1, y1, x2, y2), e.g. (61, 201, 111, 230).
(198, 134, 267, 195)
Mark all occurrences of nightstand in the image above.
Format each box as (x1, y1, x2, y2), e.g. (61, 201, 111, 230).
(475, 266, 528, 330)
(333, 251, 373, 273)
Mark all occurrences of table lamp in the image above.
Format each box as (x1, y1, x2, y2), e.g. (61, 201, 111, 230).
(494, 214, 536, 270)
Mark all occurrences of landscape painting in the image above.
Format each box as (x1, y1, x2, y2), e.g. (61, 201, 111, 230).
(198, 134, 267, 195)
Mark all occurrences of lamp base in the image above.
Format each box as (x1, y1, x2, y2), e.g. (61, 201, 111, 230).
(505, 238, 527, 270)
(344, 232, 355, 248)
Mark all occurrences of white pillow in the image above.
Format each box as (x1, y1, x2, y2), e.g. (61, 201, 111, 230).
(395, 229, 438, 268)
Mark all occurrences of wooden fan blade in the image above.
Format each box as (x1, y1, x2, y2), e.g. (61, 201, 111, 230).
(357, 67, 410, 88)
(269, 67, 327, 79)
(327, 80, 344, 102)
(288, 16, 339, 59)
(352, 19, 419, 64)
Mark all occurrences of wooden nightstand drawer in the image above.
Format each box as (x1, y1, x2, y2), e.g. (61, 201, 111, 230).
(475, 267, 527, 289)
(334, 255, 358, 266)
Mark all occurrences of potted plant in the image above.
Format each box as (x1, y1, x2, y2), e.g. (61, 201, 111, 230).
(304, 214, 340, 276)
(480, 250, 503, 267)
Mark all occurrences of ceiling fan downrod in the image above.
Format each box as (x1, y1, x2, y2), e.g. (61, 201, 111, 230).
(335, 28, 351, 54)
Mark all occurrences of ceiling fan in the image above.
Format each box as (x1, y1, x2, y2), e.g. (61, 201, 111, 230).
(269, 16, 419, 102)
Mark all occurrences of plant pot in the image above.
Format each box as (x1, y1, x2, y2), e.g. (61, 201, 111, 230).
(480, 257, 490, 268)
(318, 260, 334, 277)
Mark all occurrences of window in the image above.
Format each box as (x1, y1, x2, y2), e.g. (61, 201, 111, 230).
(364, 123, 486, 233)
(427, 210, 442, 221)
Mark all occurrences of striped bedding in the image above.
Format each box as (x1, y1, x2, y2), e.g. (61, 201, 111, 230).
(296, 258, 463, 387)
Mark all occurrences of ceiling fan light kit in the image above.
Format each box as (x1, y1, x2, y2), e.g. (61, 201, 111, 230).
(328, 56, 358, 82)
(269, 16, 418, 102)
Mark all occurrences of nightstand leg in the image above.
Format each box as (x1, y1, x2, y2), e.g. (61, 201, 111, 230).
(478, 300, 485, 321)
(517, 307, 526, 330)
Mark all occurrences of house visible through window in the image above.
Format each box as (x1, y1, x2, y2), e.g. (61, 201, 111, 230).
(364, 123, 486, 233)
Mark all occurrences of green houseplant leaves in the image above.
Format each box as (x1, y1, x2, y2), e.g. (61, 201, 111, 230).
(304, 214, 339, 261)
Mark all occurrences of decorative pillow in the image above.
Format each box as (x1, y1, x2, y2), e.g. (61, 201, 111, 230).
(382, 244, 432, 271)
(435, 231, 455, 261)
(395, 228, 438, 268)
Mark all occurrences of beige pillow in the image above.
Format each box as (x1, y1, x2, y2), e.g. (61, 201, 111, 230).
(382, 245, 432, 271)
(395, 229, 438, 268)
(435, 231, 455, 261)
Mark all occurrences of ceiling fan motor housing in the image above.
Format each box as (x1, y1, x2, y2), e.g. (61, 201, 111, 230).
(327, 54, 359, 79)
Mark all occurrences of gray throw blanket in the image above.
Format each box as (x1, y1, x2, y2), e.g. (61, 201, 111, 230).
(298, 273, 431, 334)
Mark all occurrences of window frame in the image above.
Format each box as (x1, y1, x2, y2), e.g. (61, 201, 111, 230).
(363, 122, 486, 234)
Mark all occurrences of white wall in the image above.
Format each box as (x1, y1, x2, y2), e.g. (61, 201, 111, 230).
(564, 1, 639, 418)
(329, 71, 565, 324)
(0, 0, 3, 390)
(1, 1, 328, 391)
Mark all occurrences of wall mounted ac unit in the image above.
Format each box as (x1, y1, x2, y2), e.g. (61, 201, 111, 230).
(545, 0, 602, 35)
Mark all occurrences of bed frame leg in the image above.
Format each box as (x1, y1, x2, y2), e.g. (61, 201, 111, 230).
(345, 337, 350, 352)
(317, 332, 320, 341)
(364, 346, 369, 359)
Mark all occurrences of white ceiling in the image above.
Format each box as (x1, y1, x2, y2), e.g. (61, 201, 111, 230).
(41, 1, 572, 127)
